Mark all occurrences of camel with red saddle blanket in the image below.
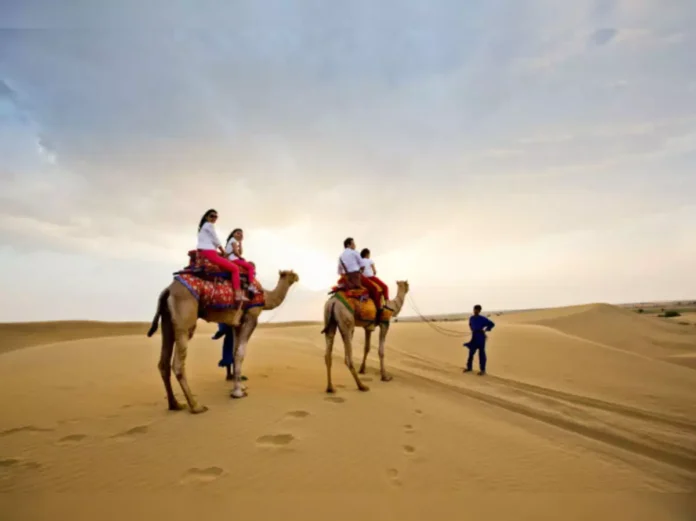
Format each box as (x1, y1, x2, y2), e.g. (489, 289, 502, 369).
(147, 250, 299, 414)
(321, 276, 409, 394)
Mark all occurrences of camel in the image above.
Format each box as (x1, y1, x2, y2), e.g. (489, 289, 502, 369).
(147, 269, 299, 414)
(321, 280, 409, 393)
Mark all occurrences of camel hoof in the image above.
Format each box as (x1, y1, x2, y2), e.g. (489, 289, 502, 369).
(358, 385, 370, 392)
(230, 388, 247, 399)
(381, 375, 393, 382)
(358, 367, 366, 374)
(169, 401, 187, 411)
(191, 405, 209, 414)
(326, 387, 336, 394)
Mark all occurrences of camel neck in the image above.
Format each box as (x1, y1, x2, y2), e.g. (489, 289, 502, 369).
(264, 279, 292, 310)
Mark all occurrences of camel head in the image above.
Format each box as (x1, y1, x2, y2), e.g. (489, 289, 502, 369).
(395, 280, 410, 294)
(278, 269, 300, 285)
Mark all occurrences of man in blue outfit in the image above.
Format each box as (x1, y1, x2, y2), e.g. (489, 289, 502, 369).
(463, 304, 495, 375)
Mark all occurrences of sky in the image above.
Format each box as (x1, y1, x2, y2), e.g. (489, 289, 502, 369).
(1, 0, 695, 323)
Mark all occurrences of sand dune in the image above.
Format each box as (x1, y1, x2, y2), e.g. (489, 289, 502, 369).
(1, 304, 695, 520)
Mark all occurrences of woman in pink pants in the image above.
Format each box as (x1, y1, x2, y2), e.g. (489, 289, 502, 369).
(196, 209, 247, 302)
(224, 228, 261, 292)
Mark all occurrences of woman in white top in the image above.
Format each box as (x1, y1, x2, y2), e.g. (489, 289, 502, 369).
(196, 209, 246, 302)
(224, 228, 259, 290)
(359, 248, 390, 301)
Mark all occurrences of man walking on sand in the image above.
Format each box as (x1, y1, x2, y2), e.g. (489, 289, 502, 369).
(463, 304, 495, 375)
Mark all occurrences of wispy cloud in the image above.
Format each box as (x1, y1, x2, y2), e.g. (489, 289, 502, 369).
(1, 0, 695, 320)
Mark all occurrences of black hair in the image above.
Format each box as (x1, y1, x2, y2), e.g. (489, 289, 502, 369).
(474, 304, 482, 312)
(226, 228, 242, 243)
(198, 209, 218, 231)
(343, 237, 354, 248)
(360, 248, 370, 258)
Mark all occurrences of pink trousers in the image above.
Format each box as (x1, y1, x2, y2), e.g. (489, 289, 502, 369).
(231, 258, 256, 285)
(197, 249, 241, 290)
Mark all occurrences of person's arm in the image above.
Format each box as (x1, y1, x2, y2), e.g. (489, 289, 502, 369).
(485, 317, 495, 332)
(203, 223, 224, 254)
(232, 240, 243, 259)
(372, 261, 377, 276)
(469, 316, 474, 332)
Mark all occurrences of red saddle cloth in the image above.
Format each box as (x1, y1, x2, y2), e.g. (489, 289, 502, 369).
(175, 251, 262, 310)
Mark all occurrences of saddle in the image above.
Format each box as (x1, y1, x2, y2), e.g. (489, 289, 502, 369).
(330, 275, 391, 324)
(173, 251, 264, 314)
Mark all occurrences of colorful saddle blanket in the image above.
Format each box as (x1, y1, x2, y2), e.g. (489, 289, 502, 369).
(330, 276, 391, 323)
(175, 273, 264, 311)
(174, 251, 263, 310)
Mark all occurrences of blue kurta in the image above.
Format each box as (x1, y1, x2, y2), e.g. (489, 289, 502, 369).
(464, 314, 495, 348)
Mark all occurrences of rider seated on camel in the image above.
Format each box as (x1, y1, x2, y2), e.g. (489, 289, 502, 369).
(337, 237, 364, 289)
(360, 248, 393, 311)
(196, 209, 247, 302)
(338, 238, 386, 321)
(225, 228, 261, 294)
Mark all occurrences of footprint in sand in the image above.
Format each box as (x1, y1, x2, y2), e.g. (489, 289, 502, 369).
(58, 434, 88, 445)
(404, 424, 415, 434)
(325, 396, 346, 404)
(180, 466, 224, 484)
(0, 458, 42, 472)
(403, 445, 416, 454)
(111, 425, 149, 441)
(0, 425, 53, 437)
(386, 468, 402, 486)
(336, 384, 346, 389)
(256, 434, 295, 447)
(414, 409, 423, 415)
(285, 410, 310, 419)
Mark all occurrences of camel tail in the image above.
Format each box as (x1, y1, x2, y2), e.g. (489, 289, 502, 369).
(147, 288, 170, 337)
(320, 300, 337, 335)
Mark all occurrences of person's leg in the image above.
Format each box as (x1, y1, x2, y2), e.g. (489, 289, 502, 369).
(218, 324, 235, 368)
(212, 322, 226, 340)
(369, 276, 390, 301)
(478, 345, 487, 374)
(197, 250, 245, 299)
(361, 275, 382, 308)
(232, 258, 256, 284)
(465, 346, 476, 372)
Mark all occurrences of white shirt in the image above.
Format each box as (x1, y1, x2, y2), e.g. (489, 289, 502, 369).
(360, 258, 375, 277)
(197, 222, 222, 250)
(225, 237, 239, 260)
(337, 248, 362, 274)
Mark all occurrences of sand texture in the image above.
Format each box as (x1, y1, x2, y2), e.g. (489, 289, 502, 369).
(1, 304, 695, 520)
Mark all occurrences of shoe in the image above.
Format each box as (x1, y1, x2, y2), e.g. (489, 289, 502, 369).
(211, 331, 225, 340)
(463, 368, 473, 373)
(477, 371, 486, 376)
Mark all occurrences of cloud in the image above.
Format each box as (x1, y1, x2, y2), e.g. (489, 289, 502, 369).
(0, 0, 695, 320)
(590, 28, 619, 46)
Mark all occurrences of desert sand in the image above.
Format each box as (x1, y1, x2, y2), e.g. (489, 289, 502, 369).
(1, 304, 695, 520)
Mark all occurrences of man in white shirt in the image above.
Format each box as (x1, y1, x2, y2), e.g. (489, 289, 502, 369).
(338, 237, 363, 289)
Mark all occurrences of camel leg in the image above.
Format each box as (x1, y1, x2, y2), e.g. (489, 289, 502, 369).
(359, 328, 372, 374)
(230, 314, 257, 399)
(169, 298, 208, 414)
(378, 322, 392, 382)
(339, 324, 369, 392)
(324, 321, 337, 393)
(157, 315, 186, 411)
